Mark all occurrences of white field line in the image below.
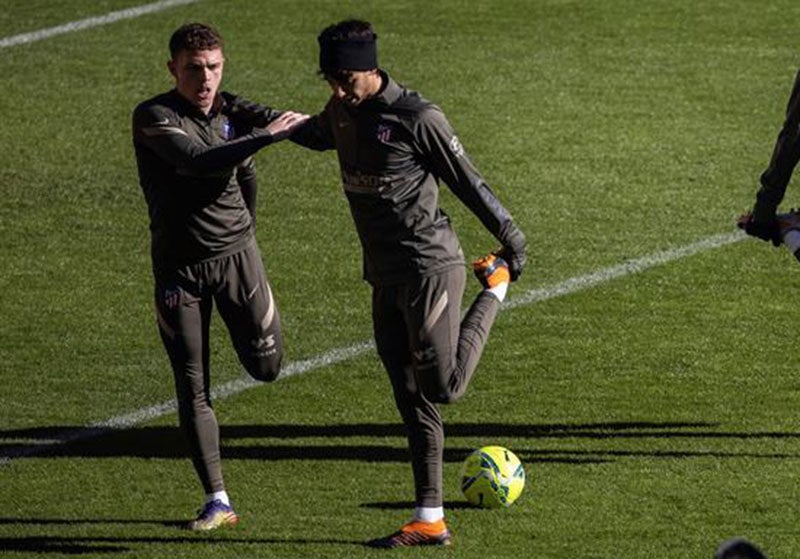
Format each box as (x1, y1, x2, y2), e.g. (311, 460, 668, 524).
(505, 231, 745, 310)
(0, 231, 745, 464)
(0, 0, 199, 49)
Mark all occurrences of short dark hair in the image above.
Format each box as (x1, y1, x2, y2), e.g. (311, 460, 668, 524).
(168, 23, 224, 58)
(318, 19, 376, 45)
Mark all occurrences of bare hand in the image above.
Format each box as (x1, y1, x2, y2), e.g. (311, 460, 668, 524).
(266, 111, 310, 141)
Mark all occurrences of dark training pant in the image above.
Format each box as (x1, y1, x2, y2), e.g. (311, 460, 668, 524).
(372, 265, 501, 508)
(153, 239, 283, 494)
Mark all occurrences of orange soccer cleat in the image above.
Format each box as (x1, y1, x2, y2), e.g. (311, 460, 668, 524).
(366, 518, 452, 548)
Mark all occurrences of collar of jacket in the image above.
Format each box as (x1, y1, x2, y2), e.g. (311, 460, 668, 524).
(168, 88, 228, 119)
(366, 70, 402, 107)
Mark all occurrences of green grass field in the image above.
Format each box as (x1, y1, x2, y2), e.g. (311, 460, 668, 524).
(3, 0, 800, 557)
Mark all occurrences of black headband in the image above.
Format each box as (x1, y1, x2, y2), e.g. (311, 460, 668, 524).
(318, 35, 378, 74)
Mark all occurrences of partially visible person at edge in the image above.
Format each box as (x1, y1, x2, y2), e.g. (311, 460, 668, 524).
(715, 538, 767, 559)
(739, 66, 800, 248)
(132, 22, 308, 530)
(291, 19, 527, 548)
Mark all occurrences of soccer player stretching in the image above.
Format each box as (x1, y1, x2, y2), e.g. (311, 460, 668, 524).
(292, 19, 527, 547)
(132, 23, 307, 530)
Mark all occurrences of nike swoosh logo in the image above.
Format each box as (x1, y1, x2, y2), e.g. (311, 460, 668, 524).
(152, 118, 169, 126)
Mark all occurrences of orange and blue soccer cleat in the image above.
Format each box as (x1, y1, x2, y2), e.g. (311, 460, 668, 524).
(186, 499, 239, 531)
(472, 253, 510, 289)
(366, 519, 452, 548)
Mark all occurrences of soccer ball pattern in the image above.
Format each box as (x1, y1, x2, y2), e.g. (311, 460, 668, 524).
(460, 446, 526, 508)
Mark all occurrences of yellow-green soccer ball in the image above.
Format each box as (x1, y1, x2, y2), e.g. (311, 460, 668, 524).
(460, 446, 525, 508)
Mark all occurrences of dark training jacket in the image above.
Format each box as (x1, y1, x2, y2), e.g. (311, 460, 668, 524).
(132, 90, 280, 269)
(293, 71, 526, 285)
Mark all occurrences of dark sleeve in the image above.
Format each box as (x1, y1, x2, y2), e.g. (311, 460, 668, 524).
(132, 102, 276, 176)
(415, 106, 524, 249)
(221, 92, 283, 129)
(289, 106, 336, 152)
(754, 68, 800, 222)
(223, 91, 336, 151)
(237, 156, 257, 224)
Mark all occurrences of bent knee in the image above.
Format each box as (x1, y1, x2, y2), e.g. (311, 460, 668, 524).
(426, 388, 462, 405)
(246, 360, 281, 382)
(242, 350, 283, 382)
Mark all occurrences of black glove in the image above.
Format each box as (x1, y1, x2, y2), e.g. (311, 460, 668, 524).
(496, 225, 527, 281)
(496, 245, 526, 281)
(737, 212, 782, 247)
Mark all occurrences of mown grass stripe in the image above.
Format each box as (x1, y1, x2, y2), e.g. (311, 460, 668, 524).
(0, 231, 745, 464)
(0, 0, 199, 49)
(505, 231, 745, 310)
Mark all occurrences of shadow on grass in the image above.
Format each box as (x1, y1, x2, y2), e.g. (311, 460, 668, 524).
(3, 421, 800, 465)
(0, 517, 182, 526)
(0, 536, 127, 554)
(2, 423, 798, 553)
(0, 533, 363, 555)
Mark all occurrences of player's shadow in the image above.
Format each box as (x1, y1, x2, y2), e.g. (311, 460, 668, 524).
(4, 421, 800, 465)
(3, 423, 799, 553)
(0, 533, 364, 555)
(0, 535, 127, 555)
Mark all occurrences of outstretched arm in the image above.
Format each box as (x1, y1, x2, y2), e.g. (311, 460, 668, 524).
(133, 104, 308, 176)
(221, 92, 283, 128)
(416, 107, 527, 280)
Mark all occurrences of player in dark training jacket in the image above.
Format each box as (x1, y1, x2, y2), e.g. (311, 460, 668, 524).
(132, 23, 308, 530)
(292, 20, 527, 547)
(739, 67, 800, 246)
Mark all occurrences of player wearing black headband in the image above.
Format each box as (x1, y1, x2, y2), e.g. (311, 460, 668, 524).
(292, 19, 527, 548)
